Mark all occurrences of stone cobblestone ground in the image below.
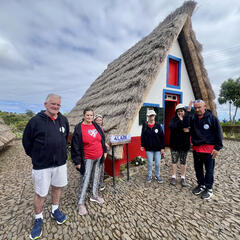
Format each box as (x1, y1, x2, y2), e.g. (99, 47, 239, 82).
(0, 140, 239, 240)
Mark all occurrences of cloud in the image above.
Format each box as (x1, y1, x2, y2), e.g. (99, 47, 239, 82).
(0, 0, 239, 119)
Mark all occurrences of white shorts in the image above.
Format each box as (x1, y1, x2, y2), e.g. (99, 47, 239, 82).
(32, 164, 68, 197)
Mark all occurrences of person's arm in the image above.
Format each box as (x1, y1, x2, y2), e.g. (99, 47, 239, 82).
(22, 119, 34, 157)
(213, 116, 223, 152)
(71, 125, 82, 167)
(158, 124, 165, 154)
(65, 117, 70, 142)
(140, 123, 146, 151)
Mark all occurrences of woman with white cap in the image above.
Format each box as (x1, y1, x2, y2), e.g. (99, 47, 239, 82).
(141, 109, 165, 183)
(169, 103, 191, 187)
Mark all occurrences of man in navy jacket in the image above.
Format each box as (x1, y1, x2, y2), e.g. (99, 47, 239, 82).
(23, 93, 69, 239)
(187, 100, 223, 200)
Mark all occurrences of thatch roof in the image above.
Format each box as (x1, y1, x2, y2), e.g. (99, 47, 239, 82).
(68, 1, 215, 159)
(0, 117, 15, 150)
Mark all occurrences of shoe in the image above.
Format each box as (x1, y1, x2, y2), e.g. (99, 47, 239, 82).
(201, 188, 213, 200)
(146, 176, 152, 183)
(29, 218, 43, 240)
(78, 204, 87, 216)
(90, 196, 104, 204)
(99, 184, 105, 191)
(192, 185, 205, 195)
(181, 178, 187, 187)
(51, 208, 66, 224)
(170, 177, 177, 186)
(155, 176, 163, 183)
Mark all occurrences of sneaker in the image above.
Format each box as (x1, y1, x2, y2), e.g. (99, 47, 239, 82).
(146, 176, 152, 183)
(51, 208, 66, 224)
(155, 176, 163, 183)
(170, 177, 177, 186)
(78, 204, 87, 216)
(29, 218, 43, 240)
(90, 196, 104, 204)
(192, 185, 205, 195)
(201, 188, 213, 200)
(181, 178, 187, 187)
(99, 184, 105, 191)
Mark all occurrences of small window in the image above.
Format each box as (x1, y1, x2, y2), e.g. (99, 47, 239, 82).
(166, 55, 181, 89)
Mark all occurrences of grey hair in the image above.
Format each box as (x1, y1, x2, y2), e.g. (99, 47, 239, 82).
(45, 93, 61, 102)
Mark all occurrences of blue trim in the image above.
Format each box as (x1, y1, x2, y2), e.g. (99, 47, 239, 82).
(162, 89, 183, 133)
(166, 55, 181, 89)
(162, 89, 183, 108)
(142, 103, 160, 108)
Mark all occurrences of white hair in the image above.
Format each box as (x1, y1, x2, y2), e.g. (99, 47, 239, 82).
(45, 93, 61, 102)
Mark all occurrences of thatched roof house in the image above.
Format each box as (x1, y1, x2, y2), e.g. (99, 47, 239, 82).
(68, 1, 215, 159)
(0, 117, 15, 150)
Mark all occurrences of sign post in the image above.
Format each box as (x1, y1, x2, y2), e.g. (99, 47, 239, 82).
(110, 134, 131, 187)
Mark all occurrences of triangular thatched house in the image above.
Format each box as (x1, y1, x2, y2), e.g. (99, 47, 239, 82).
(68, 1, 215, 176)
(0, 117, 15, 150)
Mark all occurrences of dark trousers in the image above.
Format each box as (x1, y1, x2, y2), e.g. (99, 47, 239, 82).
(193, 151, 215, 189)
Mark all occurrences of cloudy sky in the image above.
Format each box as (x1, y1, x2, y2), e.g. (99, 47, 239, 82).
(0, 0, 239, 120)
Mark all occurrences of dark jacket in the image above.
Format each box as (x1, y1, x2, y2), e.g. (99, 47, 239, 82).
(169, 115, 190, 151)
(189, 110, 223, 151)
(141, 122, 165, 151)
(22, 111, 69, 170)
(71, 122, 107, 175)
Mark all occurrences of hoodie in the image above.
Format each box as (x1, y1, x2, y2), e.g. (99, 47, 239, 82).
(22, 111, 69, 170)
(189, 110, 223, 151)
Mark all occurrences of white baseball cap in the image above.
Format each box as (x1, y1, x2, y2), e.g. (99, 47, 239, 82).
(146, 109, 156, 116)
(175, 104, 185, 111)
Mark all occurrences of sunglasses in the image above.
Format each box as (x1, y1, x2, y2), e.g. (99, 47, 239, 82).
(193, 100, 202, 104)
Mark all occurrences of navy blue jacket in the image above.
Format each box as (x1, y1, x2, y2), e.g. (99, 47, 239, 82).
(141, 122, 165, 151)
(71, 122, 107, 175)
(188, 110, 223, 151)
(169, 115, 190, 151)
(22, 111, 69, 170)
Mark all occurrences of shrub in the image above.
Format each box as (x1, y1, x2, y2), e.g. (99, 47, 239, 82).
(131, 156, 146, 166)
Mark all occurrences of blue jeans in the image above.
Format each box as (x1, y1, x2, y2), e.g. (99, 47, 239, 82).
(146, 151, 161, 178)
(193, 151, 215, 189)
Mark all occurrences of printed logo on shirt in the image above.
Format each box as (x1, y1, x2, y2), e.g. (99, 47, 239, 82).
(203, 124, 209, 130)
(88, 129, 98, 138)
(59, 127, 65, 133)
(155, 129, 158, 133)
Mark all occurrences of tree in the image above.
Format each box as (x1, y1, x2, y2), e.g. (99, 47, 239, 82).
(25, 109, 35, 117)
(218, 77, 240, 124)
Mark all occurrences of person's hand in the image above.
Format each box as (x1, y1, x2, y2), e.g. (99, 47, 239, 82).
(161, 149, 165, 158)
(188, 100, 193, 111)
(211, 149, 219, 159)
(183, 128, 190, 132)
(106, 143, 110, 150)
(140, 147, 144, 151)
(76, 164, 81, 169)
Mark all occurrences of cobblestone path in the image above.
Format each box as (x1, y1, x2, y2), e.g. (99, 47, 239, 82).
(0, 140, 239, 240)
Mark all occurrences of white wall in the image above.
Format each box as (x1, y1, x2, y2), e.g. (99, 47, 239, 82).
(130, 40, 195, 137)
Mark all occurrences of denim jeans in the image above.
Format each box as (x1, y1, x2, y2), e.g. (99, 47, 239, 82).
(193, 151, 215, 189)
(146, 151, 161, 178)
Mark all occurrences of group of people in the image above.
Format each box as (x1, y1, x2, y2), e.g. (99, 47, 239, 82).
(22, 94, 108, 239)
(22, 93, 223, 239)
(141, 100, 223, 200)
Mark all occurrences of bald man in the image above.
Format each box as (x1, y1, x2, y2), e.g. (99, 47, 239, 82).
(187, 100, 223, 200)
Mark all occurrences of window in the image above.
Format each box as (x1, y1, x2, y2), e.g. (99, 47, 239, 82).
(166, 55, 181, 89)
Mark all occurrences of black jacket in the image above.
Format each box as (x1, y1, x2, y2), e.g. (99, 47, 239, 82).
(71, 122, 107, 175)
(22, 111, 69, 170)
(141, 122, 165, 151)
(169, 115, 190, 151)
(189, 110, 223, 151)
